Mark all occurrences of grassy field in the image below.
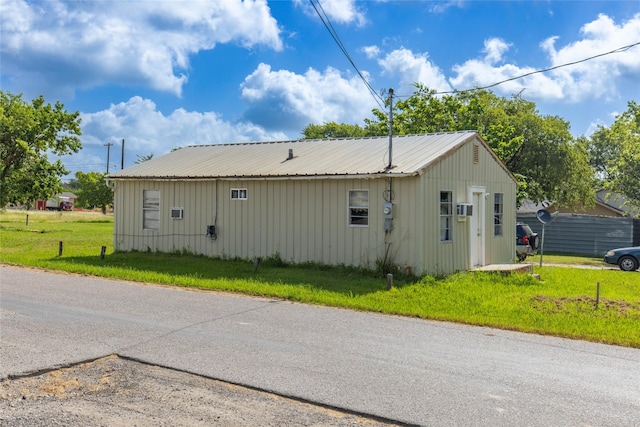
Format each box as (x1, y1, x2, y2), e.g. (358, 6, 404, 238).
(1, 209, 639, 348)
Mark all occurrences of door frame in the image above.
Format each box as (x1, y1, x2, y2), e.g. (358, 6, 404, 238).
(468, 186, 486, 268)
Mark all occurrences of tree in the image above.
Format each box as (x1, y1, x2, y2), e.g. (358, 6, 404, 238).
(360, 85, 594, 207)
(75, 171, 113, 214)
(584, 101, 640, 208)
(302, 122, 366, 139)
(5, 159, 67, 209)
(0, 91, 82, 207)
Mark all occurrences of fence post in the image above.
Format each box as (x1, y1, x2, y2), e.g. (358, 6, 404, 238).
(58, 241, 63, 257)
(100, 246, 107, 260)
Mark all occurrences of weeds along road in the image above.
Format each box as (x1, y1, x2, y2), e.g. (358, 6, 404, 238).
(1, 265, 639, 426)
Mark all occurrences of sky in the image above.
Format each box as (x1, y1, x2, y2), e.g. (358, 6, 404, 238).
(1, 0, 639, 178)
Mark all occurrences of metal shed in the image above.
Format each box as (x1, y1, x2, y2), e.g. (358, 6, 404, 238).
(108, 131, 518, 275)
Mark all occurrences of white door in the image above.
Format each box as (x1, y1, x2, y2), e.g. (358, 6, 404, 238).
(469, 189, 485, 267)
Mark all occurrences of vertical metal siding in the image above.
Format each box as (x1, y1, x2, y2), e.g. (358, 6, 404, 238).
(517, 214, 638, 256)
(418, 138, 516, 274)
(112, 138, 516, 275)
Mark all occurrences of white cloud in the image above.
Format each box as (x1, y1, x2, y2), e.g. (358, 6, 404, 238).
(377, 48, 452, 94)
(240, 63, 378, 130)
(0, 0, 282, 98)
(428, 1, 465, 14)
(78, 96, 287, 170)
(295, 0, 366, 26)
(483, 38, 511, 64)
(362, 45, 381, 59)
(541, 13, 640, 102)
(449, 14, 640, 102)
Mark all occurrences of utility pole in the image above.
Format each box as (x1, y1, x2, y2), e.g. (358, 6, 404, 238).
(387, 88, 394, 170)
(121, 139, 125, 170)
(104, 142, 113, 173)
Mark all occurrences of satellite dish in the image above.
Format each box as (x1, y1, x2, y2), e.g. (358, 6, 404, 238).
(536, 209, 552, 224)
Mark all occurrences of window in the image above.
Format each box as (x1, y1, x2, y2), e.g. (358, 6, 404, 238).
(494, 193, 504, 236)
(440, 191, 453, 242)
(143, 190, 160, 230)
(348, 190, 368, 226)
(231, 188, 247, 200)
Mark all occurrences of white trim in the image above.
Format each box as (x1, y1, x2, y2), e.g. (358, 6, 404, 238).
(230, 188, 248, 200)
(348, 189, 369, 227)
(468, 186, 486, 268)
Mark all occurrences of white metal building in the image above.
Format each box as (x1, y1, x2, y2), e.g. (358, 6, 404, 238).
(107, 131, 517, 275)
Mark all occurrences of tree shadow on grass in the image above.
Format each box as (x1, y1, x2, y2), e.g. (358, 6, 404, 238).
(48, 251, 419, 297)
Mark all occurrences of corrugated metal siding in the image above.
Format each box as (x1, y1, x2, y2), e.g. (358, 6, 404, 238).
(114, 178, 404, 268)
(517, 214, 638, 256)
(112, 135, 516, 275)
(419, 138, 516, 274)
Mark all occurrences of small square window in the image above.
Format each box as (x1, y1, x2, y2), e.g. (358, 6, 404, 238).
(231, 188, 247, 200)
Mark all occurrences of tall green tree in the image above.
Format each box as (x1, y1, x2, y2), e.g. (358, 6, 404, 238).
(0, 91, 82, 207)
(584, 101, 640, 208)
(302, 122, 366, 139)
(359, 85, 594, 207)
(75, 171, 113, 214)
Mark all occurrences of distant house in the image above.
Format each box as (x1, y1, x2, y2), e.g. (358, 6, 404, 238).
(107, 131, 517, 275)
(518, 190, 640, 218)
(517, 191, 640, 256)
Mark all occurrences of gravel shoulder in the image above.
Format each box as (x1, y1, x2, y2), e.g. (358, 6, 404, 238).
(0, 355, 393, 426)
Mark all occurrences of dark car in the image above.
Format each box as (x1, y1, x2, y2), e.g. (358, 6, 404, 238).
(516, 222, 539, 261)
(604, 246, 640, 271)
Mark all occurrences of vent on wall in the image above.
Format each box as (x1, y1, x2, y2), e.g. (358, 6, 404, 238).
(473, 144, 479, 164)
(170, 207, 183, 219)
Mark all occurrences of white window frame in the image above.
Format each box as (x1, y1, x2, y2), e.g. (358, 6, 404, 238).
(143, 190, 160, 230)
(440, 191, 453, 242)
(494, 193, 504, 236)
(231, 188, 248, 200)
(348, 190, 369, 227)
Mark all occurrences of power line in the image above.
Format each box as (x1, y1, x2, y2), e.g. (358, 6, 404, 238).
(309, 0, 386, 110)
(400, 41, 640, 98)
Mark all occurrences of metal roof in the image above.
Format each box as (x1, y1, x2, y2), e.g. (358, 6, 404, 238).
(108, 131, 495, 180)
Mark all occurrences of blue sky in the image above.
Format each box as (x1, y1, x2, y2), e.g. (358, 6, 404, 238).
(1, 0, 639, 177)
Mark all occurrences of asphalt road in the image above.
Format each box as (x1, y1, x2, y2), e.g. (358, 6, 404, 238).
(1, 265, 639, 426)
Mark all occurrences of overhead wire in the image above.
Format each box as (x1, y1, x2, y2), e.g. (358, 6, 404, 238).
(309, 0, 387, 110)
(309, 1, 638, 109)
(397, 41, 640, 98)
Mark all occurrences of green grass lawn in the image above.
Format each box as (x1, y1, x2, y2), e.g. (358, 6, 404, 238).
(1, 210, 639, 348)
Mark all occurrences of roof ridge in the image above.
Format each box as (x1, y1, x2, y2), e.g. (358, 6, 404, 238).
(184, 130, 478, 148)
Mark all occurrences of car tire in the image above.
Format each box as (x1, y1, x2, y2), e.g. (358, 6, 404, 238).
(618, 256, 639, 272)
(529, 235, 539, 250)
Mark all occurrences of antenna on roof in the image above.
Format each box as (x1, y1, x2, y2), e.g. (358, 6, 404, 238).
(387, 88, 394, 171)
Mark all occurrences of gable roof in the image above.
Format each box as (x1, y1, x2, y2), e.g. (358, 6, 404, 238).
(108, 131, 515, 182)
